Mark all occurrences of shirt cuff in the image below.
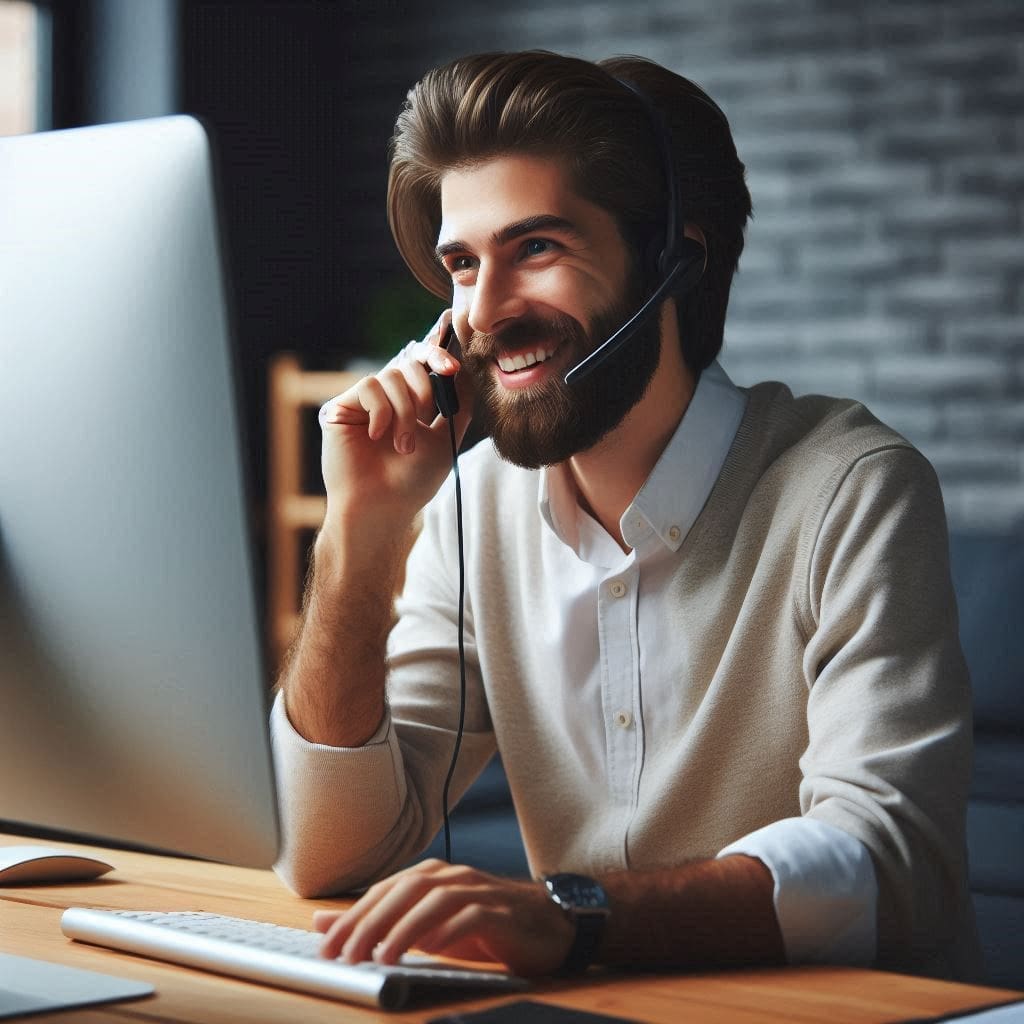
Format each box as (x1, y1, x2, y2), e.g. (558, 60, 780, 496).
(718, 817, 877, 966)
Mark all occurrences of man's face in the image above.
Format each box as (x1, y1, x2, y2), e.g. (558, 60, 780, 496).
(437, 154, 662, 469)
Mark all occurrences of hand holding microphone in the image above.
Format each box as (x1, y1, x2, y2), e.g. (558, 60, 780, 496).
(316, 311, 473, 537)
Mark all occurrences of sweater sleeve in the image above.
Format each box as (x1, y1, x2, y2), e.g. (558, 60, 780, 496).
(270, 692, 409, 897)
(796, 444, 978, 980)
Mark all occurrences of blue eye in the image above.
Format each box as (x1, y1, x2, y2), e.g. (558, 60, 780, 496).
(524, 238, 552, 256)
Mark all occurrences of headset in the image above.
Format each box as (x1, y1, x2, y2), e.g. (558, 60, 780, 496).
(564, 78, 706, 387)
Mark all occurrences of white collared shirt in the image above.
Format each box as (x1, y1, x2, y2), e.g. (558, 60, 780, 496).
(537, 360, 877, 965)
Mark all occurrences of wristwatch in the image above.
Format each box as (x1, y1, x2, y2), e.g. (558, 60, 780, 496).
(543, 872, 610, 974)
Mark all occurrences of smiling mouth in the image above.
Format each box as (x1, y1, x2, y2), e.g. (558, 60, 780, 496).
(496, 345, 559, 373)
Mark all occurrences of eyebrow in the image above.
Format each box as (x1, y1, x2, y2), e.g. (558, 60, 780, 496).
(434, 214, 582, 262)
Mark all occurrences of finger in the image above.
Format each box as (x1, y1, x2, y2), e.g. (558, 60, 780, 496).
(338, 861, 465, 964)
(424, 322, 475, 440)
(375, 366, 421, 454)
(319, 862, 439, 959)
(403, 347, 461, 430)
(427, 317, 461, 377)
(312, 909, 342, 934)
(400, 309, 456, 373)
(371, 885, 497, 965)
(387, 315, 460, 424)
(355, 862, 501, 965)
(413, 902, 509, 963)
(318, 878, 396, 959)
(412, 890, 571, 976)
(402, 353, 444, 425)
(318, 379, 370, 428)
(319, 912, 356, 959)
(391, 311, 453, 373)
(351, 375, 397, 442)
(389, 337, 419, 372)
(405, 335, 460, 380)
(338, 872, 442, 963)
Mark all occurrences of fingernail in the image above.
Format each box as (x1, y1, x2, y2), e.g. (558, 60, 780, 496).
(398, 432, 414, 454)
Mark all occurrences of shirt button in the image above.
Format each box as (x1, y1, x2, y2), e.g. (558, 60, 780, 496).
(613, 709, 633, 729)
(668, 525, 682, 542)
(609, 580, 627, 598)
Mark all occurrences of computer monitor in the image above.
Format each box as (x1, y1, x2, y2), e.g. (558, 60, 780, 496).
(0, 116, 280, 867)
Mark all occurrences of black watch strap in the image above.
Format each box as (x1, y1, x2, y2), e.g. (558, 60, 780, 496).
(560, 905, 606, 974)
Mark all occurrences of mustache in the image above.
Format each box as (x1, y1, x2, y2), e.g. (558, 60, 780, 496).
(463, 313, 587, 362)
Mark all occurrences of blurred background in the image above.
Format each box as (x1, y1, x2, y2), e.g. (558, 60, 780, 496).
(2, 0, 1022, 608)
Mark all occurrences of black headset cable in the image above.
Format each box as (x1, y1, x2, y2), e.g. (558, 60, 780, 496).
(438, 412, 466, 863)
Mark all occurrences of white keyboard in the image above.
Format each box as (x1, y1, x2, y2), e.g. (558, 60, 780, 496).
(61, 908, 528, 1011)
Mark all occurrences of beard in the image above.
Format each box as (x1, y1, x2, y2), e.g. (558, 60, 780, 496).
(460, 284, 663, 470)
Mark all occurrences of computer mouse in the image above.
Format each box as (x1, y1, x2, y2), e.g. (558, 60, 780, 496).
(0, 845, 114, 885)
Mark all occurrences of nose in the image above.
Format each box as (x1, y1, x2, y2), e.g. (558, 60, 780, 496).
(463, 262, 528, 337)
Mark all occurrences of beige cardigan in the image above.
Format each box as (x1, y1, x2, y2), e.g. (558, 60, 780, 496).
(272, 381, 979, 981)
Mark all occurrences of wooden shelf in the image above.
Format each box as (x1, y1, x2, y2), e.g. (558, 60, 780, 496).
(267, 354, 361, 670)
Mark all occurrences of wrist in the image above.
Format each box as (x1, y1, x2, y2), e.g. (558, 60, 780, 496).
(323, 490, 420, 541)
(314, 515, 413, 589)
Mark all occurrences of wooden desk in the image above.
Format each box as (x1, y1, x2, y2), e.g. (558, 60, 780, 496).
(1, 834, 1019, 1024)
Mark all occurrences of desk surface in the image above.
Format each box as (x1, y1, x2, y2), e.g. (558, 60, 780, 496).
(1, 833, 1019, 1024)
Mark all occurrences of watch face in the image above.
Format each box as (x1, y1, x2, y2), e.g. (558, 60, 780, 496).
(545, 873, 609, 911)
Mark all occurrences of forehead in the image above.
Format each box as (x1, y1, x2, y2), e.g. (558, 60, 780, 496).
(437, 154, 602, 245)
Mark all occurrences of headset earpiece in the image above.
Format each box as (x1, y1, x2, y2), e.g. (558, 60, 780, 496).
(642, 231, 667, 284)
(564, 78, 704, 387)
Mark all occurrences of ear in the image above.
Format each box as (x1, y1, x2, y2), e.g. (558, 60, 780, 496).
(683, 222, 707, 248)
(657, 223, 707, 280)
(683, 222, 708, 275)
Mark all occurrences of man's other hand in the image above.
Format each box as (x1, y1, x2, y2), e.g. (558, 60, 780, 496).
(312, 859, 573, 977)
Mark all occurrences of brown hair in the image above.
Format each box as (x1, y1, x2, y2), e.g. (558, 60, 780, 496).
(387, 50, 751, 373)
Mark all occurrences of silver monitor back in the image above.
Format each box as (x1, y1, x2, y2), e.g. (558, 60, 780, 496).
(0, 116, 279, 867)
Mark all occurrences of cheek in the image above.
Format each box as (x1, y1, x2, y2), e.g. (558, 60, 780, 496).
(452, 266, 607, 334)
(511, 267, 599, 323)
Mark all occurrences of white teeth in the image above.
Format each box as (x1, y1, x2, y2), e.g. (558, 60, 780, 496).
(497, 347, 556, 373)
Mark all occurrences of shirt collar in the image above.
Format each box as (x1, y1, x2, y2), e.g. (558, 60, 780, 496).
(539, 360, 747, 554)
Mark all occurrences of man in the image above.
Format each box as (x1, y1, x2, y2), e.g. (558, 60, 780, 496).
(272, 51, 979, 981)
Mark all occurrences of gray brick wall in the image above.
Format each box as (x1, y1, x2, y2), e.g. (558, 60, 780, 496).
(355, 0, 1024, 532)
